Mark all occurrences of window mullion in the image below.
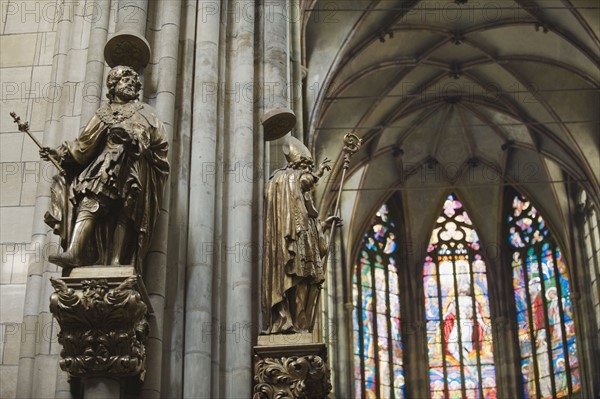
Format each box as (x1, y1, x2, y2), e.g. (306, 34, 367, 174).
(369, 250, 381, 398)
(521, 247, 542, 397)
(357, 257, 366, 398)
(383, 239, 395, 399)
(551, 244, 573, 396)
(466, 246, 484, 399)
(587, 207, 600, 318)
(451, 254, 467, 399)
(536, 243, 557, 397)
(435, 254, 450, 398)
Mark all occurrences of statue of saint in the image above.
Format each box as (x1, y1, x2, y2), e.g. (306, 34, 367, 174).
(262, 136, 339, 334)
(40, 65, 169, 270)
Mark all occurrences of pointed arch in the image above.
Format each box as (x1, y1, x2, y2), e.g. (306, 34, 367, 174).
(352, 203, 405, 399)
(424, 194, 497, 399)
(507, 189, 581, 398)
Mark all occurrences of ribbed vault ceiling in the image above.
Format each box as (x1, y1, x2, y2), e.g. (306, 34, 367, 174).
(302, 0, 599, 269)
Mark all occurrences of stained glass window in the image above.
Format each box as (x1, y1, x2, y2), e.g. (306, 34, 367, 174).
(353, 204, 405, 399)
(508, 192, 581, 398)
(424, 194, 496, 399)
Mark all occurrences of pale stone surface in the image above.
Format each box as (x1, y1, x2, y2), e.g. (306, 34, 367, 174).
(257, 332, 320, 346)
(1, 66, 33, 94)
(0, 165, 22, 206)
(2, 320, 21, 364)
(0, 206, 34, 243)
(0, 244, 26, 284)
(0, 323, 4, 361)
(31, 354, 58, 398)
(0, 133, 24, 163)
(8, 244, 32, 284)
(68, 265, 136, 278)
(19, 162, 39, 206)
(35, 0, 58, 33)
(0, 33, 37, 67)
(37, 32, 56, 65)
(0, 244, 13, 284)
(83, 376, 121, 399)
(0, 284, 25, 323)
(2, 0, 58, 34)
(0, 365, 18, 398)
(30, 95, 50, 131)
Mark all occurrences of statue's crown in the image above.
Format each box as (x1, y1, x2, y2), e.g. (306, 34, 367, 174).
(284, 136, 313, 164)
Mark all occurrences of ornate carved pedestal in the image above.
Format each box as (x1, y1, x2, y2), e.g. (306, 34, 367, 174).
(49, 266, 151, 397)
(253, 335, 332, 399)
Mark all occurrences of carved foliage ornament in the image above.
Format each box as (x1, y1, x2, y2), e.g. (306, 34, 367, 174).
(253, 355, 332, 399)
(49, 276, 148, 379)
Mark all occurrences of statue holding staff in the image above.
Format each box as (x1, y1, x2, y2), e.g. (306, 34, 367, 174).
(33, 65, 169, 270)
(262, 134, 361, 334)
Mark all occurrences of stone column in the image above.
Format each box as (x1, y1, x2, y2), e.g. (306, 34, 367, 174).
(16, 4, 91, 397)
(402, 256, 429, 399)
(162, 0, 196, 396)
(80, 0, 111, 126)
(330, 233, 352, 397)
(115, 0, 148, 35)
(82, 377, 121, 399)
(290, 0, 304, 142)
(182, 1, 222, 398)
(222, 0, 256, 395)
(262, 0, 290, 172)
(139, 1, 181, 398)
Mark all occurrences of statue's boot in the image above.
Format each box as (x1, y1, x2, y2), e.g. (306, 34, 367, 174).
(49, 218, 94, 267)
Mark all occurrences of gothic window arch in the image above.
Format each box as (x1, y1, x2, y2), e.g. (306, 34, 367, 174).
(424, 194, 496, 399)
(578, 190, 600, 337)
(507, 191, 581, 398)
(352, 204, 405, 399)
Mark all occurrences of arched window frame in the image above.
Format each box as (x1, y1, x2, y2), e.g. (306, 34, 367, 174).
(423, 193, 497, 399)
(505, 188, 581, 399)
(352, 202, 405, 399)
(577, 190, 600, 337)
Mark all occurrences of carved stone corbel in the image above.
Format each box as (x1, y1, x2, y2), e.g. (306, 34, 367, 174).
(49, 273, 149, 380)
(253, 343, 332, 399)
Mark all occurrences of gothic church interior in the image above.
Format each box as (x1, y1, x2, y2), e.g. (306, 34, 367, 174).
(0, 1, 598, 398)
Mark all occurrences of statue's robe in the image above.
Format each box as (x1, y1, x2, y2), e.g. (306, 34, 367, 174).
(262, 167, 327, 333)
(45, 102, 169, 269)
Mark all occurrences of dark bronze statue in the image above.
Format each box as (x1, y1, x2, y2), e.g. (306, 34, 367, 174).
(40, 65, 169, 270)
(262, 136, 341, 334)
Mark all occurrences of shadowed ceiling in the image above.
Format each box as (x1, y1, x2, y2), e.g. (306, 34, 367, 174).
(302, 0, 599, 270)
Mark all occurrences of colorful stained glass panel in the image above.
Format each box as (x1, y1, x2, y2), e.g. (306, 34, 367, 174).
(424, 194, 497, 398)
(353, 204, 405, 398)
(508, 192, 580, 398)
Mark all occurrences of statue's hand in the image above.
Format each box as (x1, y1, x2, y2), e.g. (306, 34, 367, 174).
(322, 215, 343, 230)
(39, 147, 59, 162)
(317, 157, 332, 177)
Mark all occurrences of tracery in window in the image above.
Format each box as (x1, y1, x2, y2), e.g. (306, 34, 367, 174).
(508, 192, 581, 398)
(424, 194, 496, 399)
(352, 204, 404, 398)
